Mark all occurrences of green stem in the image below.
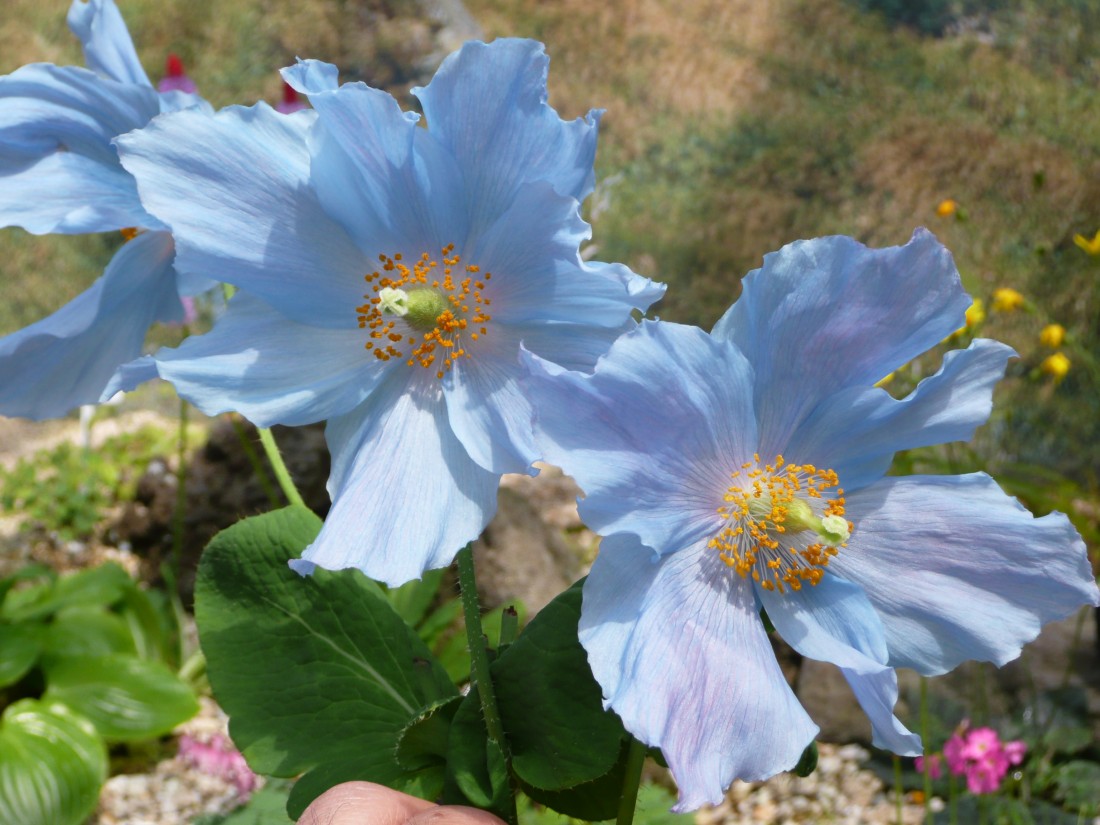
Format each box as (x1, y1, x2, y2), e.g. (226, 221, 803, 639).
(229, 416, 281, 508)
(455, 544, 517, 825)
(893, 755, 904, 825)
(257, 427, 306, 508)
(171, 396, 188, 583)
(920, 676, 932, 825)
(949, 773, 958, 825)
(168, 396, 190, 666)
(616, 736, 647, 825)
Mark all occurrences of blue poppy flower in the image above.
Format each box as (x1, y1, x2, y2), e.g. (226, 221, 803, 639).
(113, 39, 664, 585)
(523, 229, 1099, 811)
(0, 0, 210, 419)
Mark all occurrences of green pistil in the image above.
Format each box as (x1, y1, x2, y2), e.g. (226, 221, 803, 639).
(748, 494, 849, 543)
(404, 288, 450, 331)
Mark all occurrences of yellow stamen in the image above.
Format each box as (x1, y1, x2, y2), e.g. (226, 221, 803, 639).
(355, 244, 493, 377)
(711, 454, 849, 594)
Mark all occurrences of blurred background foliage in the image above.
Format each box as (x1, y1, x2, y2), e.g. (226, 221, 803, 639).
(1, 0, 1097, 553)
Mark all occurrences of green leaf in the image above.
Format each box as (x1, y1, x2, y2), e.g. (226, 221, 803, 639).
(0, 699, 107, 825)
(0, 622, 42, 688)
(41, 607, 136, 661)
(396, 696, 463, 772)
(1053, 760, 1100, 811)
(518, 738, 630, 821)
(793, 740, 818, 777)
(388, 568, 448, 627)
(444, 688, 512, 816)
(1041, 724, 1092, 756)
(118, 584, 177, 664)
(2, 563, 131, 622)
(492, 580, 626, 790)
(42, 654, 198, 740)
(0, 564, 54, 609)
(194, 506, 458, 817)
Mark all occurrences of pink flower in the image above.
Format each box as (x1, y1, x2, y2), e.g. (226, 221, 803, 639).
(965, 758, 1003, 794)
(1003, 740, 1027, 766)
(178, 733, 258, 800)
(915, 753, 943, 779)
(960, 727, 1001, 761)
(943, 731, 968, 775)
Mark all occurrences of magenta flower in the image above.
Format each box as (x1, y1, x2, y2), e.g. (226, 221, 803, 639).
(156, 53, 197, 94)
(929, 722, 1026, 795)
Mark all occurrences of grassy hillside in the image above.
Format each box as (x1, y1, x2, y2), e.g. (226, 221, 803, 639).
(1, 0, 1097, 511)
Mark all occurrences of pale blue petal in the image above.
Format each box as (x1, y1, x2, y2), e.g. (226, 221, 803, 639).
(444, 325, 538, 476)
(285, 65, 462, 259)
(280, 59, 340, 96)
(713, 230, 971, 457)
(0, 63, 159, 233)
(789, 339, 1016, 491)
(0, 230, 177, 419)
(156, 90, 213, 115)
(512, 319, 637, 373)
(150, 292, 384, 427)
(102, 354, 158, 398)
(117, 103, 366, 327)
(476, 184, 660, 327)
(580, 534, 818, 811)
(300, 384, 500, 586)
(758, 573, 889, 673)
(836, 474, 1100, 675)
(524, 321, 757, 555)
(841, 668, 921, 755)
(67, 0, 151, 87)
(413, 39, 602, 233)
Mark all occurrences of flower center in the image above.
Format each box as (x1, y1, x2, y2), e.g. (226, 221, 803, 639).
(356, 244, 492, 379)
(709, 453, 851, 594)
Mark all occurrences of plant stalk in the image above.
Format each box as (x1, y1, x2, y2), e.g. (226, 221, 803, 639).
(455, 543, 517, 825)
(920, 676, 932, 825)
(616, 736, 648, 825)
(256, 426, 306, 508)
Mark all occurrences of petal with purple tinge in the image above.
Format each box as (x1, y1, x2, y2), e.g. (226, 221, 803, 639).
(837, 474, 1100, 675)
(713, 230, 971, 457)
(581, 533, 818, 811)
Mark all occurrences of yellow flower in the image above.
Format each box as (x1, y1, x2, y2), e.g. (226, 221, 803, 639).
(935, 199, 958, 218)
(991, 287, 1025, 312)
(1040, 352, 1070, 380)
(1039, 323, 1066, 348)
(1073, 230, 1100, 255)
(965, 298, 985, 328)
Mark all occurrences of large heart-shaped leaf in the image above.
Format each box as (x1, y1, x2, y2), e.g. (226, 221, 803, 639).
(0, 699, 107, 825)
(194, 506, 458, 818)
(492, 580, 626, 791)
(43, 654, 198, 740)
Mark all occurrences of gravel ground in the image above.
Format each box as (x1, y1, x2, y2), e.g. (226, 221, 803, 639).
(93, 728, 931, 824)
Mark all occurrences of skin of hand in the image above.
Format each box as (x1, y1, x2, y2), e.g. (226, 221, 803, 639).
(297, 782, 508, 825)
